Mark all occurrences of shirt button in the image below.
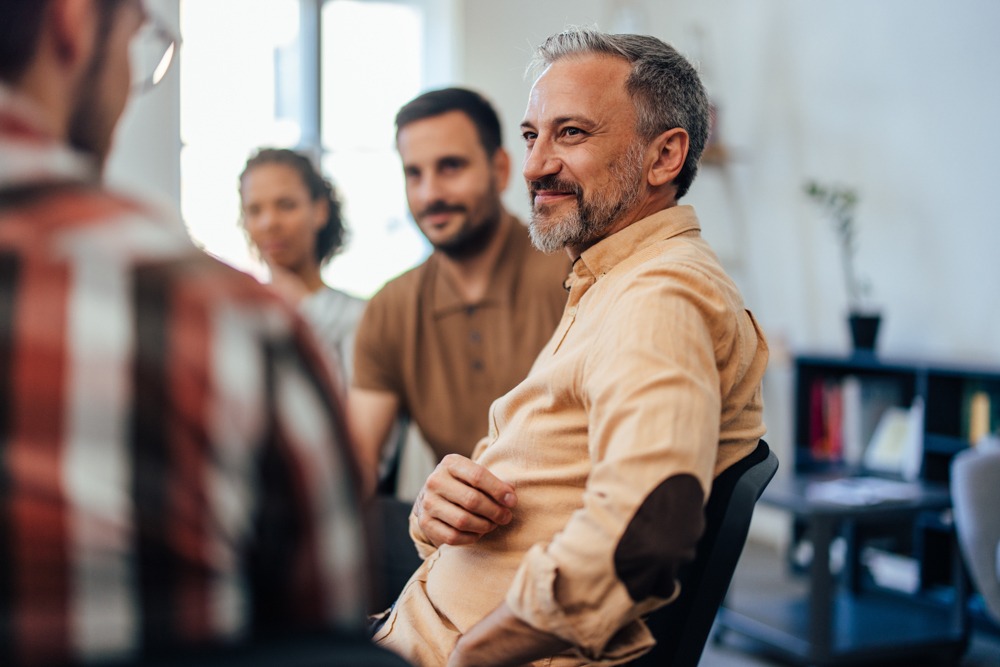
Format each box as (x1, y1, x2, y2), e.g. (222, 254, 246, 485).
(470, 331, 481, 343)
(472, 360, 484, 371)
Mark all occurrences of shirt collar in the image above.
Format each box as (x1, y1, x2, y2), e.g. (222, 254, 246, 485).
(566, 205, 702, 292)
(431, 211, 528, 316)
(0, 83, 98, 190)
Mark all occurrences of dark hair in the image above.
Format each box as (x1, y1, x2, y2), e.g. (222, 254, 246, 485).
(529, 28, 710, 200)
(239, 148, 348, 267)
(0, 0, 127, 84)
(0, 1, 47, 83)
(395, 87, 503, 157)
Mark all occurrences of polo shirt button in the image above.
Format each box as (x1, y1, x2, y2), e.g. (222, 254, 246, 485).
(472, 360, 484, 371)
(470, 331, 481, 343)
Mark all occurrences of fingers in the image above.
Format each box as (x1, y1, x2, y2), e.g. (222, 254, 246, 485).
(416, 455, 518, 547)
(443, 454, 517, 511)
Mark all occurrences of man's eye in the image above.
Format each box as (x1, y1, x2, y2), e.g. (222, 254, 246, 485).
(522, 131, 537, 143)
(563, 127, 583, 137)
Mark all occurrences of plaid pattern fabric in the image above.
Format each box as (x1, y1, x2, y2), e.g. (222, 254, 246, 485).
(0, 85, 369, 666)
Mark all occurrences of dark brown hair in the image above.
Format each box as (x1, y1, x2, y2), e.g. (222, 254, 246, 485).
(0, 0, 128, 84)
(239, 148, 348, 267)
(395, 87, 503, 157)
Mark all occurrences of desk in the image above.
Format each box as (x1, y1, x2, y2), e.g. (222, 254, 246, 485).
(716, 475, 969, 665)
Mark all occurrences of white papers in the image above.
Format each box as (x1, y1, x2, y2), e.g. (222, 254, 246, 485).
(862, 547, 920, 593)
(806, 476, 923, 506)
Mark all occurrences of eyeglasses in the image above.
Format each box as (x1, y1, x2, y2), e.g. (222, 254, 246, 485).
(129, 5, 180, 94)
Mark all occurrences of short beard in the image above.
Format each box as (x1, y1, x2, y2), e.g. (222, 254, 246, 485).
(436, 206, 502, 260)
(527, 141, 645, 254)
(428, 180, 504, 261)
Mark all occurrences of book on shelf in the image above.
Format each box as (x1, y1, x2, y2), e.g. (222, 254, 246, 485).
(863, 397, 924, 480)
(841, 376, 863, 466)
(806, 375, 905, 467)
(965, 388, 992, 444)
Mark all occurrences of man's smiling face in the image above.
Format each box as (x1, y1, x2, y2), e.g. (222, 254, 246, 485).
(520, 54, 648, 255)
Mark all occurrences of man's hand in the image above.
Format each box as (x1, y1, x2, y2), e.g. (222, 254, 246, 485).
(447, 603, 571, 667)
(414, 454, 518, 548)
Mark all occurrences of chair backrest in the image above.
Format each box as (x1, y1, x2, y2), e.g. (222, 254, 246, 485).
(951, 442, 1000, 625)
(628, 439, 778, 667)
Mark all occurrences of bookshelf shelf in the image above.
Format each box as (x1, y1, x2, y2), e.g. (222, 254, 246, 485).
(793, 353, 1000, 479)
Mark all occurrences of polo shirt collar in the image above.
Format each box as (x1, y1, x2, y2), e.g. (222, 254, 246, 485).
(431, 211, 527, 316)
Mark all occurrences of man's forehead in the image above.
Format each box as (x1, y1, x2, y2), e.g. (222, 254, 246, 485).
(397, 111, 484, 160)
(524, 55, 632, 124)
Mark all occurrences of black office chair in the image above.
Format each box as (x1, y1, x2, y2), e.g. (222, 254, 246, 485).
(371, 495, 425, 613)
(627, 439, 778, 667)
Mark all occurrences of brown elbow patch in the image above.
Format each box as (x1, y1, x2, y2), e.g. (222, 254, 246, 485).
(613, 474, 705, 602)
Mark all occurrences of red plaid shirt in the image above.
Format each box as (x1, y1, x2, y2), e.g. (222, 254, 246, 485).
(0, 85, 369, 665)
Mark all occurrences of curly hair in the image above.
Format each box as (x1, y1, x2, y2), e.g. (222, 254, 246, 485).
(239, 148, 348, 267)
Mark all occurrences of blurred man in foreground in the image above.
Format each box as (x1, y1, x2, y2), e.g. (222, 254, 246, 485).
(0, 1, 369, 663)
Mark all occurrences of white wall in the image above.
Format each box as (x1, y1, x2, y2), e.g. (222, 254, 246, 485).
(458, 1, 1000, 537)
(105, 0, 181, 211)
(104, 0, 1000, 366)
(104, 1, 1000, 524)
(460, 0, 1000, 366)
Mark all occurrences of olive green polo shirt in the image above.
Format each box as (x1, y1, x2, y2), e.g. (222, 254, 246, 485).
(353, 214, 571, 460)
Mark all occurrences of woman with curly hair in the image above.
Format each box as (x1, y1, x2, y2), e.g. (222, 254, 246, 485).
(239, 147, 365, 383)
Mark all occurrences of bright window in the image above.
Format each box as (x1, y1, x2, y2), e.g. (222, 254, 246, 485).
(320, 1, 429, 296)
(178, 0, 442, 296)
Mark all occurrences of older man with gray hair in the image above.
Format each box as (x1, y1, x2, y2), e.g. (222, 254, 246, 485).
(373, 27, 768, 667)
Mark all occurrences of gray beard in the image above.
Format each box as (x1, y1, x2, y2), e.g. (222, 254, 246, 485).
(528, 142, 645, 254)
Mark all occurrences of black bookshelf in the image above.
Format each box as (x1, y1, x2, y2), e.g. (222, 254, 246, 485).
(793, 352, 1000, 481)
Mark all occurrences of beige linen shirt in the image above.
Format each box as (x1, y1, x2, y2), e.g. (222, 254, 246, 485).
(375, 205, 768, 666)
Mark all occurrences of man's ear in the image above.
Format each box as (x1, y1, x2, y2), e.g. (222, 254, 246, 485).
(646, 128, 689, 188)
(491, 146, 512, 194)
(49, 0, 98, 69)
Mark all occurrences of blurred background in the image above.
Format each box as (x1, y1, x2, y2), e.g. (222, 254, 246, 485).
(109, 1, 1000, 546)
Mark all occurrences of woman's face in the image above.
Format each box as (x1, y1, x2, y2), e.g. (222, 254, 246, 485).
(240, 162, 328, 272)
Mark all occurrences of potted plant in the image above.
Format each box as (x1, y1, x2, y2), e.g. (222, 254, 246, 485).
(803, 180, 881, 351)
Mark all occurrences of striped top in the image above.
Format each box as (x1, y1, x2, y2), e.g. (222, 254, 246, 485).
(0, 85, 369, 665)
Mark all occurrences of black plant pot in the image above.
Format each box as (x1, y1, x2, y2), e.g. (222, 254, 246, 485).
(848, 313, 881, 351)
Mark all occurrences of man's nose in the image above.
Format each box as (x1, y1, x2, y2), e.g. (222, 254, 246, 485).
(415, 173, 444, 205)
(523, 142, 559, 183)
